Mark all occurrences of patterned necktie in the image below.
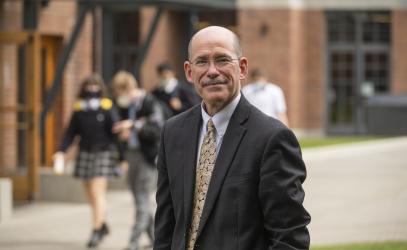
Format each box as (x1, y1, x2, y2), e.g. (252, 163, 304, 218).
(186, 119, 217, 250)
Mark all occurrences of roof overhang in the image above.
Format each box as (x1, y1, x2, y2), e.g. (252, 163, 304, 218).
(78, 0, 236, 10)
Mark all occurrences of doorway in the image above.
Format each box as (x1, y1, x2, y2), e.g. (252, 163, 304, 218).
(40, 35, 64, 168)
(0, 32, 41, 200)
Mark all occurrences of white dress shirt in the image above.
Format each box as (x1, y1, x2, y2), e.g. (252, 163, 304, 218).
(242, 82, 287, 119)
(196, 93, 241, 164)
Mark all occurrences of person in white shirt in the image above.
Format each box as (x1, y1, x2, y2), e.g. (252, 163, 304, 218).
(242, 69, 289, 127)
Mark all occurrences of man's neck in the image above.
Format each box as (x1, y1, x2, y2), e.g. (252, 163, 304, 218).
(203, 93, 239, 116)
(204, 102, 226, 116)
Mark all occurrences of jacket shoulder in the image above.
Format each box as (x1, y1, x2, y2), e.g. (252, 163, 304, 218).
(164, 104, 200, 128)
(248, 104, 288, 135)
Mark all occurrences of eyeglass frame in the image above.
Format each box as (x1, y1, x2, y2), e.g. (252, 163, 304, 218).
(189, 55, 241, 70)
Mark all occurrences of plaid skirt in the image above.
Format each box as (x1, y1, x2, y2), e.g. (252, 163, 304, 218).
(74, 150, 119, 180)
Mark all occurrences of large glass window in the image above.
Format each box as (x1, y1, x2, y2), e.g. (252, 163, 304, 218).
(112, 11, 140, 75)
(328, 13, 356, 43)
(326, 11, 391, 134)
(362, 12, 391, 43)
(103, 10, 140, 82)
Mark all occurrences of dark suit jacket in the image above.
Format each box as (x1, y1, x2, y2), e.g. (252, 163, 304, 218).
(154, 96, 311, 250)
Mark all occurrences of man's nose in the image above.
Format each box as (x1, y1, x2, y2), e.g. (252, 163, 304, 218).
(206, 61, 220, 78)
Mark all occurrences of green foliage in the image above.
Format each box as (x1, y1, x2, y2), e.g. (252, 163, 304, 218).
(299, 136, 386, 149)
(311, 241, 407, 250)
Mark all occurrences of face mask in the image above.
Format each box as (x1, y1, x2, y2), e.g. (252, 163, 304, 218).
(116, 95, 132, 108)
(84, 90, 101, 99)
(159, 78, 170, 87)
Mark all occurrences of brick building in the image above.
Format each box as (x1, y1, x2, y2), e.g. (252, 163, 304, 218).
(1, 0, 407, 200)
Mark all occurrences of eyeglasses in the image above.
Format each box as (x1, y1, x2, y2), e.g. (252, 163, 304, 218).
(190, 56, 240, 70)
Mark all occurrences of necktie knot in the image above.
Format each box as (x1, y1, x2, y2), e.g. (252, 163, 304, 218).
(206, 119, 215, 133)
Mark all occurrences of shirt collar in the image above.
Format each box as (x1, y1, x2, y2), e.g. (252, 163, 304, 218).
(201, 93, 241, 137)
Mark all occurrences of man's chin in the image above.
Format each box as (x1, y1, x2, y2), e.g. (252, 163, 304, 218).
(204, 92, 227, 102)
(204, 93, 233, 108)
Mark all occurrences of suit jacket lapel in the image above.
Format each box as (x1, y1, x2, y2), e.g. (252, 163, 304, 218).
(196, 96, 250, 238)
(183, 106, 202, 234)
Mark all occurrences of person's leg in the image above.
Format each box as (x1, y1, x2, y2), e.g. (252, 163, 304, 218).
(83, 177, 109, 248)
(146, 213, 155, 243)
(83, 177, 107, 229)
(126, 150, 154, 250)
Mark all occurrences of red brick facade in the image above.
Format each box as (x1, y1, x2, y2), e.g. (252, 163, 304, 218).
(0, 1, 22, 172)
(392, 10, 407, 93)
(140, 8, 190, 92)
(238, 9, 324, 130)
(141, 8, 173, 92)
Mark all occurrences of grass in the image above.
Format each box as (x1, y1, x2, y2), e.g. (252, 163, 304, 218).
(298, 136, 386, 149)
(311, 241, 407, 250)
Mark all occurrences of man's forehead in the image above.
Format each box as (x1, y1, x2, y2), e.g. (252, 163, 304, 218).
(190, 39, 235, 58)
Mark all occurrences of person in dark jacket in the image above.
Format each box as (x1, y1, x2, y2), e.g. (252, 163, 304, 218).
(152, 62, 200, 117)
(54, 74, 125, 248)
(154, 26, 310, 250)
(111, 70, 165, 250)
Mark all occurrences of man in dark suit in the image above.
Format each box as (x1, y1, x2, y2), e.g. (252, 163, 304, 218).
(154, 26, 310, 250)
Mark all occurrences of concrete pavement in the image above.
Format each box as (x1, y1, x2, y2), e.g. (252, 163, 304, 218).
(1, 136, 407, 249)
(0, 191, 153, 250)
(303, 136, 407, 245)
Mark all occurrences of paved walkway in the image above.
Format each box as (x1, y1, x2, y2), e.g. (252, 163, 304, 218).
(303, 137, 407, 245)
(0, 191, 153, 250)
(1, 137, 407, 249)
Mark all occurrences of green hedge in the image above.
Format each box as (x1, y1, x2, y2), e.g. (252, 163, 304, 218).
(299, 136, 385, 149)
(311, 241, 407, 250)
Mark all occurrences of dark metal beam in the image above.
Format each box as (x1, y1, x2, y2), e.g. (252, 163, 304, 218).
(40, 3, 90, 136)
(133, 7, 163, 80)
(23, 0, 39, 29)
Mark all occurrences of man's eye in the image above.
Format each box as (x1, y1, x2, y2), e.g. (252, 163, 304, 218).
(216, 57, 231, 63)
(195, 59, 208, 65)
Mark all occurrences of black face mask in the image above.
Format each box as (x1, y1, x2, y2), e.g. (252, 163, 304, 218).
(84, 90, 102, 99)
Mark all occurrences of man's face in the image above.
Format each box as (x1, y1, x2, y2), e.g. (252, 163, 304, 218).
(184, 31, 248, 110)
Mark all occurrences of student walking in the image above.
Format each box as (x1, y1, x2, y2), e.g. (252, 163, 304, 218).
(111, 71, 165, 250)
(54, 74, 124, 248)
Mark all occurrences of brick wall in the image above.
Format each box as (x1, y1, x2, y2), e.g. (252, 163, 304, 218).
(238, 8, 324, 131)
(0, 45, 18, 173)
(140, 8, 190, 91)
(140, 7, 172, 92)
(298, 10, 325, 129)
(0, 0, 22, 30)
(0, 1, 22, 173)
(392, 10, 407, 94)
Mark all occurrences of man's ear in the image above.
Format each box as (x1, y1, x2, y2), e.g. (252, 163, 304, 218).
(184, 61, 193, 83)
(239, 57, 248, 80)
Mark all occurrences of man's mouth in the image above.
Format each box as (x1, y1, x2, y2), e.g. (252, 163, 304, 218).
(202, 79, 228, 87)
